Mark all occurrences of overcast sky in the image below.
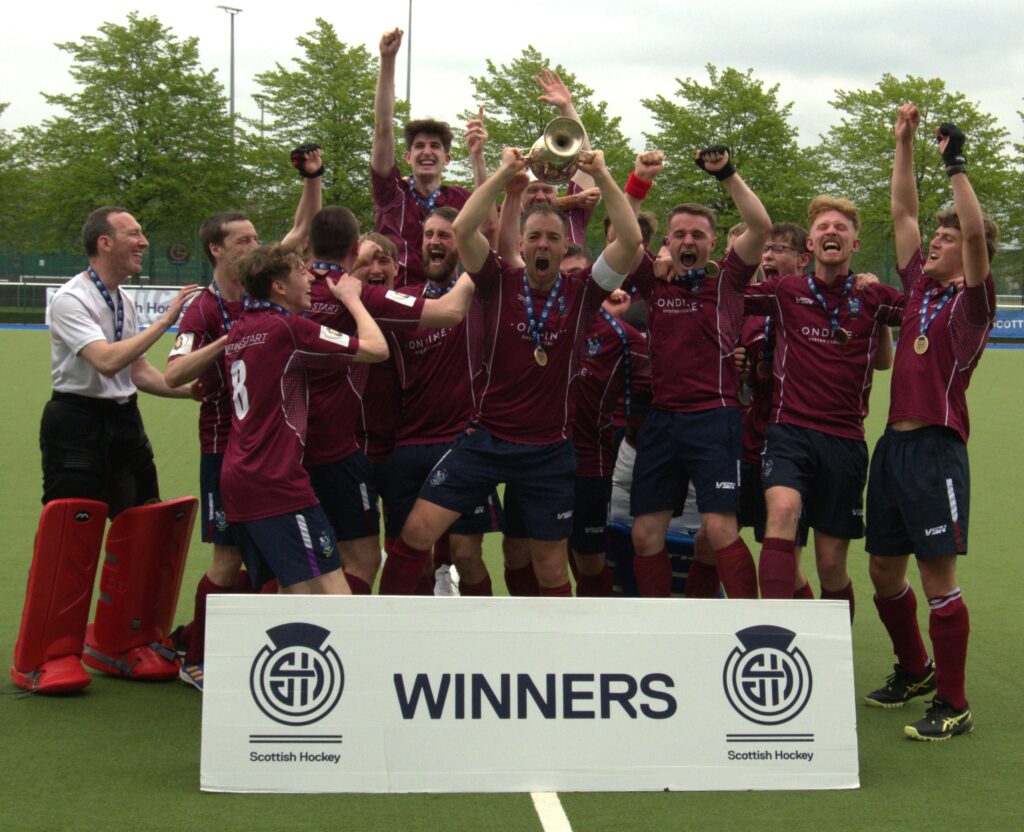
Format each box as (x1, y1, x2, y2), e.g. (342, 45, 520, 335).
(3, 0, 1023, 150)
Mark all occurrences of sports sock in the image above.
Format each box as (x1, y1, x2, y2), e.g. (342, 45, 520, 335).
(233, 568, 253, 592)
(929, 589, 969, 711)
(344, 572, 371, 595)
(539, 581, 572, 597)
(575, 564, 614, 597)
(821, 580, 855, 621)
(793, 581, 815, 600)
(185, 575, 232, 665)
(633, 549, 671, 597)
(432, 534, 452, 568)
(259, 579, 279, 594)
(379, 538, 431, 595)
(459, 574, 493, 597)
(758, 537, 796, 599)
(415, 572, 435, 596)
(715, 538, 758, 599)
(873, 583, 928, 676)
(504, 563, 540, 596)
(684, 559, 720, 598)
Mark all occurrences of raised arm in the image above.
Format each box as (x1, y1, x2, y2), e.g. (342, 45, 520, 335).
(466, 107, 498, 247)
(328, 274, 388, 362)
(77, 285, 199, 378)
(454, 147, 530, 273)
(165, 333, 227, 388)
(535, 69, 594, 191)
(939, 123, 989, 288)
(576, 150, 642, 276)
(892, 103, 922, 270)
(496, 171, 528, 267)
(695, 145, 770, 267)
(281, 145, 324, 248)
(371, 28, 403, 178)
(625, 151, 664, 218)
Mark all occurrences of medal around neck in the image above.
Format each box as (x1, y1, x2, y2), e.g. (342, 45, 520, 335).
(534, 346, 548, 367)
(834, 327, 850, 345)
(914, 335, 929, 355)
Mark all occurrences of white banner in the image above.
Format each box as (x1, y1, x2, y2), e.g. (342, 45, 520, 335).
(200, 597, 858, 793)
(45, 286, 185, 330)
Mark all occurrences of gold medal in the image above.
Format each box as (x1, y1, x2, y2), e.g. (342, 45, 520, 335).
(534, 346, 548, 367)
(703, 260, 720, 279)
(835, 327, 850, 345)
(756, 360, 770, 380)
(914, 335, 929, 355)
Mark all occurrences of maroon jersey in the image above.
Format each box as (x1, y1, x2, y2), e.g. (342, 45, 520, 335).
(572, 313, 651, 477)
(372, 165, 470, 285)
(170, 287, 242, 454)
(739, 314, 775, 465)
(356, 357, 401, 464)
(303, 269, 425, 467)
(745, 273, 905, 441)
(470, 251, 611, 444)
(221, 309, 359, 522)
(887, 249, 994, 442)
(389, 285, 482, 446)
(565, 180, 594, 247)
(629, 248, 756, 413)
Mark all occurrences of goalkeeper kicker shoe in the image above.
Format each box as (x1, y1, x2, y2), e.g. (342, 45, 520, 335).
(904, 697, 973, 741)
(864, 660, 935, 709)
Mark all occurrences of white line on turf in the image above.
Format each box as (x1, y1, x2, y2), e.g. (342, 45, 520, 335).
(531, 792, 574, 832)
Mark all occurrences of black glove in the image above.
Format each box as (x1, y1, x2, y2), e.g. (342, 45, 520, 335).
(291, 143, 324, 179)
(695, 144, 735, 181)
(937, 123, 966, 177)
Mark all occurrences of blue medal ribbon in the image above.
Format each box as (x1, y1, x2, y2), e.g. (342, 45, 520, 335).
(762, 315, 774, 368)
(919, 284, 955, 339)
(86, 265, 124, 342)
(408, 178, 441, 213)
(244, 298, 289, 315)
(311, 261, 345, 274)
(211, 279, 244, 334)
(599, 307, 633, 416)
(522, 272, 563, 355)
(671, 267, 709, 292)
(422, 277, 457, 299)
(806, 274, 855, 336)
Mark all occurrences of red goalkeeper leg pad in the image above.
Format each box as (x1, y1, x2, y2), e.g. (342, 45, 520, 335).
(10, 499, 108, 694)
(83, 497, 198, 680)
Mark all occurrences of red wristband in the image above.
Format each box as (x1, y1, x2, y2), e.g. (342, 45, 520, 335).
(624, 172, 653, 200)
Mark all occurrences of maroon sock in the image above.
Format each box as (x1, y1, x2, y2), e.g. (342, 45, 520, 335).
(758, 537, 796, 599)
(185, 575, 231, 665)
(433, 534, 452, 568)
(233, 568, 254, 592)
(873, 584, 928, 676)
(821, 581, 855, 622)
(576, 565, 614, 597)
(684, 560, 720, 598)
(460, 574, 493, 597)
(415, 572, 435, 596)
(539, 581, 572, 597)
(929, 592, 969, 710)
(344, 572, 371, 595)
(633, 549, 672, 597)
(715, 538, 758, 599)
(379, 538, 431, 595)
(793, 581, 815, 600)
(504, 563, 540, 597)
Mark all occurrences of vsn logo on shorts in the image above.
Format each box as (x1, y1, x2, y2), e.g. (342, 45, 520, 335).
(723, 626, 812, 725)
(250, 623, 344, 726)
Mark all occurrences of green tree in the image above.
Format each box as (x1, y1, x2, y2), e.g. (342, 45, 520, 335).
(0, 103, 32, 250)
(21, 13, 241, 254)
(818, 73, 1015, 281)
(643, 64, 822, 246)
(457, 46, 635, 251)
(246, 18, 402, 234)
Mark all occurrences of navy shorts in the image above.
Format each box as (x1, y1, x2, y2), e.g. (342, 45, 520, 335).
(384, 442, 503, 538)
(866, 426, 970, 559)
(571, 475, 612, 555)
(631, 407, 741, 517)
(762, 423, 866, 540)
(307, 451, 380, 542)
(200, 452, 241, 546)
(419, 427, 577, 541)
(739, 459, 808, 546)
(238, 504, 341, 589)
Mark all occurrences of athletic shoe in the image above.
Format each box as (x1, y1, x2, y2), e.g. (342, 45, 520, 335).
(179, 663, 204, 692)
(167, 624, 191, 660)
(904, 697, 973, 741)
(434, 564, 460, 597)
(864, 660, 935, 709)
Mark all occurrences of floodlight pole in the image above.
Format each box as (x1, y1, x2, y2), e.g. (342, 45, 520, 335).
(217, 6, 243, 119)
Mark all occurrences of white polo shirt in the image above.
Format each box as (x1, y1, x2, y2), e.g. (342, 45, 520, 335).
(47, 271, 141, 403)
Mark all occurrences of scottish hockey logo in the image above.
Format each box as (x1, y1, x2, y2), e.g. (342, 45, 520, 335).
(250, 623, 344, 726)
(723, 626, 812, 725)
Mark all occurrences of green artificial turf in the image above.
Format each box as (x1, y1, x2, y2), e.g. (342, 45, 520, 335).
(1, 330, 1021, 831)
